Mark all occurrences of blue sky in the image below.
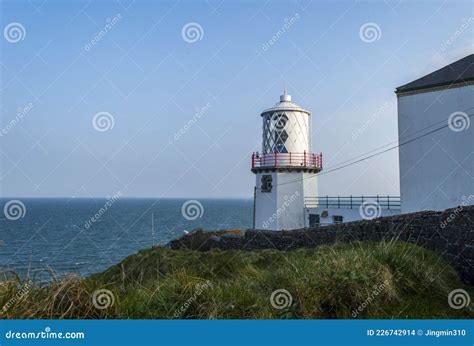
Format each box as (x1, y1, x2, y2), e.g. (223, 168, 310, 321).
(0, 0, 472, 198)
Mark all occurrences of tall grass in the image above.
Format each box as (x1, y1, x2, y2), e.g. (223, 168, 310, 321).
(1, 241, 472, 319)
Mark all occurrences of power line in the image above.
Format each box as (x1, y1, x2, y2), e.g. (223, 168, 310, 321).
(325, 105, 474, 169)
(257, 111, 473, 189)
(277, 111, 473, 186)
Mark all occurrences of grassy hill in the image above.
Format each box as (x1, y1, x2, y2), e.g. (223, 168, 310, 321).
(1, 241, 473, 319)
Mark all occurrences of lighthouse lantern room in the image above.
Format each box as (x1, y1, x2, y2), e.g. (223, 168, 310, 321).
(251, 91, 322, 230)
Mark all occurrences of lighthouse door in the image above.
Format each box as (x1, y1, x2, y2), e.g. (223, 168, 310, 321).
(309, 214, 320, 228)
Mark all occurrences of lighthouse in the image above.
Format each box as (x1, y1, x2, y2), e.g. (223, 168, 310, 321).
(251, 91, 322, 230)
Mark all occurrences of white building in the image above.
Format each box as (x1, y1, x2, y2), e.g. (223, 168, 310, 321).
(303, 196, 400, 227)
(252, 92, 400, 230)
(251, 91, 321, 230)
(396, 54, 474, 214)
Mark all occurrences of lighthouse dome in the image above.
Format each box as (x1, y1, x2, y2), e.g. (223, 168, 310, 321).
(261, 91, 310, 115)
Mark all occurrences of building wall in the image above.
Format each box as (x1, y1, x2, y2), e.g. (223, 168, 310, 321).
(254, 171, 317, 230)
(397, 85, 474, 213)
(304, 207, 400, 226)
(172, 206, 474, 285)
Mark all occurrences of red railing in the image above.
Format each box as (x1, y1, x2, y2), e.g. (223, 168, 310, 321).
(251, 151, 323, 170)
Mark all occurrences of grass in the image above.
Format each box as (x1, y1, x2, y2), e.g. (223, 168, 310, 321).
(1, 241, 473, 319)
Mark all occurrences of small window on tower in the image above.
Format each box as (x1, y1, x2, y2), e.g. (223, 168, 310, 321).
(261, 175, 272, 193)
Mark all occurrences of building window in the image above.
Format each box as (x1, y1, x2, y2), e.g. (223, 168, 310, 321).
(333, 215, 343, 224)
(309, 214, 320, 227)
(261, 175, 272, 193)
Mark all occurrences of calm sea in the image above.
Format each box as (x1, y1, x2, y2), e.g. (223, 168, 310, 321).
(0, 198, 252, 281)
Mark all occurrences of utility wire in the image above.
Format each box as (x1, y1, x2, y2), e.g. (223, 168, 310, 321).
(325, 105, 474, 169)
(256, 111, 473, 189)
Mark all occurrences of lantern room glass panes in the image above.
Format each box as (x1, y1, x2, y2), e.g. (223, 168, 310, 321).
(262, 111, 310, 154)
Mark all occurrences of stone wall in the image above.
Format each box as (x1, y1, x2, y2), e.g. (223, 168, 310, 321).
(169, 205, 474, 284)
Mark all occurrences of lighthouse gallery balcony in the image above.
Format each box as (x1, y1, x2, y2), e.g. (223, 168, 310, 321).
(251, 151, 323, 173)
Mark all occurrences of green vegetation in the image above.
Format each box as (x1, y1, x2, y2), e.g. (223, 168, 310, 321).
(1, 241, 473, 319)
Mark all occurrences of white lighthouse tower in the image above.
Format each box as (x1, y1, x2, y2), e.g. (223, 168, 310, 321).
(251, 91, 322, 230)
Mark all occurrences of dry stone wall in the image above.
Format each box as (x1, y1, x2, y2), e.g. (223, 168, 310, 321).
(169, 206, 474, 284)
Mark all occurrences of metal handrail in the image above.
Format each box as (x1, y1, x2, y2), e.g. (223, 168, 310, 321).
(252, 151, 323, 170)
(304, 196, 401, 209)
